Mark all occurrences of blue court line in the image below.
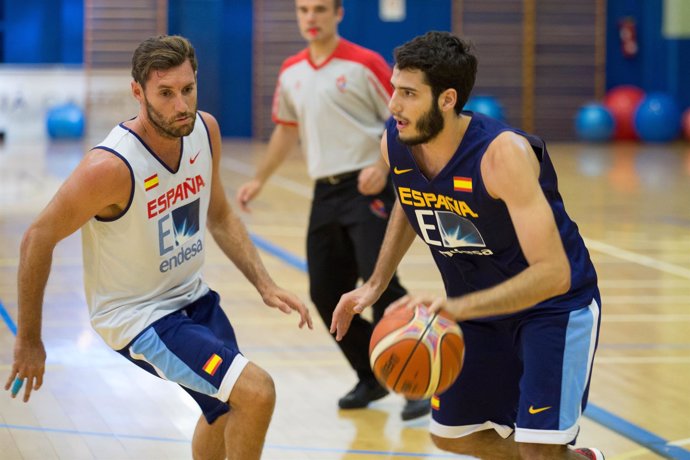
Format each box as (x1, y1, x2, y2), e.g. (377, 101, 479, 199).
(0, 423, 461, 457)
(584, 405, 690, 459)
(0, 299, 17, 335)
(0, 423, 189, 444)
(250, 233, 690, 460)
(250, 234, 308, 272)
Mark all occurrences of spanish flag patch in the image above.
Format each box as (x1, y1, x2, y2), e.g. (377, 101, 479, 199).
(431, 395, 440, 410)
(453, 176, 472, 193)
(203, 353, 223, 376)
(144, 173, 159, 191)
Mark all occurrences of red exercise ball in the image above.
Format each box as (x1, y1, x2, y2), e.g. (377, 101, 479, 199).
(604, 85, 645, 140)
(683, 108, 690, 142)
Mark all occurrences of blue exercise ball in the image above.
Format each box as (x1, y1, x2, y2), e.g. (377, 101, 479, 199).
(634, 93, 681, 143)
(575, 103, 614, 142)
(46, 103, 85, 139)
(464, 95, 505, 122)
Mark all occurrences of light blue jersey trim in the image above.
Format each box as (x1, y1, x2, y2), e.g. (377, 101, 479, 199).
(560, 299, 599, 429)
(130, 328, 219, 396)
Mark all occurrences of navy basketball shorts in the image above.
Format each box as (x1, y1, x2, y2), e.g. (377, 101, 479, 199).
(116, 289, 248, 424)
(430, 295, 601, 445)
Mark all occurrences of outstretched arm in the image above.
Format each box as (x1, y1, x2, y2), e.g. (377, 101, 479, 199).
(435, 132, 571, 321)
(202, 112, 312, 330)
(6, 149, 131, 402)
(235, 123, 300, 212)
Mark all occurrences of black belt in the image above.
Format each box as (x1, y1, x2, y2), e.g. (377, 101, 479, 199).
(316, 170, 360, 185)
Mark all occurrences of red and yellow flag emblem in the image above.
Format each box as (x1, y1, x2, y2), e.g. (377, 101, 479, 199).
(144, 173, 159, 191)
(453, 176, 472, 193)
(431, 395, 440, 410)
(203, 353, 223, 376)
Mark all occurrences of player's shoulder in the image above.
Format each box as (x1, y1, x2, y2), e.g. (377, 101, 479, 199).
(197, 110, 219, 131)
(83, 147, 133, 181)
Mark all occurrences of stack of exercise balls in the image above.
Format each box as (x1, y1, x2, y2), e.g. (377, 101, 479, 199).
(577, 85, 684, 143)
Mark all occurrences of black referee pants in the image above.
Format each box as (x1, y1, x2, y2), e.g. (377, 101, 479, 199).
(307, 174, 407, 383)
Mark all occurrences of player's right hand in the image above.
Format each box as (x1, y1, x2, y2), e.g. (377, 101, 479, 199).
(5, 339, 46, 402)
(235, 179, 264, 213)
(331, 284, 381, 341)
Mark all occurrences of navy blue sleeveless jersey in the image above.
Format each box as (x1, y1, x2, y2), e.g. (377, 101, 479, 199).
(386, 112, 597, 319)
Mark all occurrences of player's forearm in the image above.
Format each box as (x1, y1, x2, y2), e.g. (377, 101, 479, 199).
(209, 207, 275, 294)
(367, 202, 416, 293)
(16, 227, 53, 342)
(448, 260, 571, 321)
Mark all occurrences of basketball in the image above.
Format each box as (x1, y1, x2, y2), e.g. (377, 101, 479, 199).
(369, 306, 464, 400)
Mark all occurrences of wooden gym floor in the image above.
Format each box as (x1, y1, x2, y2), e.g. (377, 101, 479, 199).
(1, 135, 690, 459)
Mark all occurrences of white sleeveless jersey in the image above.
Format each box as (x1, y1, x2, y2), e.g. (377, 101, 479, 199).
(82, 113, 212, 349)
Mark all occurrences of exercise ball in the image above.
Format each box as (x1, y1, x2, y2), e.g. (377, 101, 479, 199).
(46, 103, 85, 139)
(603, 85, 645, 140)
(634, 93, 681, 143)
(682, 108, 690, 141)
(464, 95, 505, 122)
(575, 103, 614, 142)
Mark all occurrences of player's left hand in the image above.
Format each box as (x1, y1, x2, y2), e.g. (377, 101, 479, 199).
(357, 164, 388, 195)
(262, 285, 313, 330)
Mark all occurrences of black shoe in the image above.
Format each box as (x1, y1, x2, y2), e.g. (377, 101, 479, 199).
(338, 380, 389, 409)
(401, 398, 431, 421)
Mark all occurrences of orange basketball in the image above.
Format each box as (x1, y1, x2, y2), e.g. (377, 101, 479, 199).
(369, 306, 464, 400)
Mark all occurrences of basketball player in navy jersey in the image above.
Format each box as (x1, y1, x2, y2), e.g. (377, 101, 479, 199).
(5, 35, 312, 460)
(332, 31, 605, 460)
(236, 0, 429, 420)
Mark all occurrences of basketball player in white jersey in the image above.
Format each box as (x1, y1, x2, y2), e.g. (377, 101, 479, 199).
(5, 35, 313, 460)
(236, 0, 429, 420)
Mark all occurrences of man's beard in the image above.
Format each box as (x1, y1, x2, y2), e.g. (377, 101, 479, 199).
(397, 100, 445, 146)
(144, 97, 196, 139)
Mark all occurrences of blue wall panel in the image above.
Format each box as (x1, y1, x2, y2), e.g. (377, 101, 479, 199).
(169, 0, 252, 137)
(607, 0, 689, 110)
(340, 0, 451, 66)
(61, 0, 83, 63)
(220, 0, 252, 137)
(3, 0, 82, 63)
(5, 0, 61, 62)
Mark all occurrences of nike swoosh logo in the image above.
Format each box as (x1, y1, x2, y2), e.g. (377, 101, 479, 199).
(190, 151, 201, 164)
(393, 167, 413, 175)
(528, 405, 552, 415)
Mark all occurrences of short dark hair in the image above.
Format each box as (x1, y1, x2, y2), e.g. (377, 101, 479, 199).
(393, 31, 477, 115)
(334, 0, 342, 9)
(131, 35, 198, 87)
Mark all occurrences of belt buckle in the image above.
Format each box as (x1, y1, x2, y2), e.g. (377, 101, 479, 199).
(325, 175, 340, 185)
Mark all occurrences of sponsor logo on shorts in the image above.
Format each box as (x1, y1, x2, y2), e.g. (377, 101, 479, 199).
(528, 405, 552, 415)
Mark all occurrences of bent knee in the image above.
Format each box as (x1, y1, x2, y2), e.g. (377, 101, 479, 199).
(230, 362, 276, 408)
